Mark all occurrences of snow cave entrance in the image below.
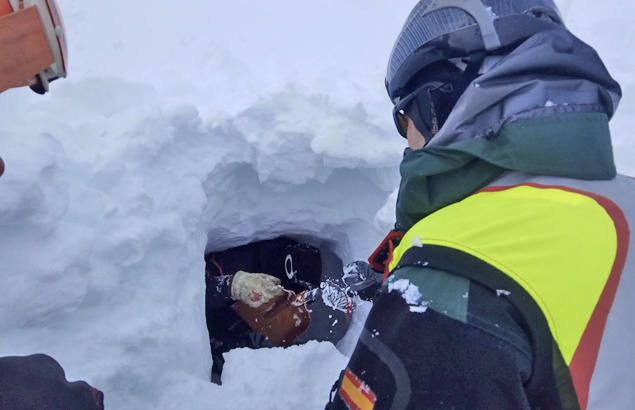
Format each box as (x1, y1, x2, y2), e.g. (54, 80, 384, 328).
(202, 234, 353, 384)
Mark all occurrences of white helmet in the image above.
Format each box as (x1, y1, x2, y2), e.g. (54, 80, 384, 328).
(0, 0, 67, 94)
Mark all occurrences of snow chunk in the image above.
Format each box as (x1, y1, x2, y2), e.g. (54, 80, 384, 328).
(545, 100, 571, 108)
(320, 282, 350, 313)
(409, 305, 429, 313)
(342, 263, 359, 281)
(388, 279, 430, 313)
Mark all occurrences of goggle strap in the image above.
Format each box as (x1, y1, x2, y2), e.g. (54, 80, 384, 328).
(0, 6, 54, 92)
(429, 97, 439, 136)
(406, 97, 430, 138)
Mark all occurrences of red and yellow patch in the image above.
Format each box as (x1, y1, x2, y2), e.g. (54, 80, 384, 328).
(339, 368, 376, 410)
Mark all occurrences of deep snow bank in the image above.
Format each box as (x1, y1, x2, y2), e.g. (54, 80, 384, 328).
(0, 85, 401, 409)
(202, 89, 402, 256)
(0, 0, 413, 407)
(0, 0, 633, 409)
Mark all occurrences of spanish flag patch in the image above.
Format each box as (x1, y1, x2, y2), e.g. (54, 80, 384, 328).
(338, 368, 377, 410)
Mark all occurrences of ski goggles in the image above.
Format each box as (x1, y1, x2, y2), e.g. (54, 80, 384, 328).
(391, 81, 453, 140)
(0, 0, 67, 94)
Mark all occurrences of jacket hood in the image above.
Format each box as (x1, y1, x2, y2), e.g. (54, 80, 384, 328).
(396, 30, 621, 231)
(428, 29, 621, 148)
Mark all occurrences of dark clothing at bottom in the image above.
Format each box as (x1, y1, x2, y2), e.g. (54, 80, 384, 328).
(327, 267, 563, 410)
(0, 354, 104, 410)
(205, 237, 351, 385)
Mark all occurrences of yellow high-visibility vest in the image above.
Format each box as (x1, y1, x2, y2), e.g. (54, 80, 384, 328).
(389, 173, 635, 410)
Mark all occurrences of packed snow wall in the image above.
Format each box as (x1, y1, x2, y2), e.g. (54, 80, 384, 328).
(0, 1, 633, 409)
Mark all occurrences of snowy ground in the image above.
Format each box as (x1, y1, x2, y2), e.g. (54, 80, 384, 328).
(0, 1, 633, 409)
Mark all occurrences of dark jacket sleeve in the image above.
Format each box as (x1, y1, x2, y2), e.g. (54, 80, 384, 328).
(206, 274, 234, 309)
(326, 266, 540, 410)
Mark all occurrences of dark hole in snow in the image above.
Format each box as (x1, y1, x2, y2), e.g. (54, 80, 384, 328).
(202, 233, 353, 384)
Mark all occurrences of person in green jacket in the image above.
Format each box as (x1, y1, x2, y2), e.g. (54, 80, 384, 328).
(327, 1, 635, 409)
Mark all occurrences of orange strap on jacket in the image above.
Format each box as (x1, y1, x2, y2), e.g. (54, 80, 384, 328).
(368, 230, 404, 280)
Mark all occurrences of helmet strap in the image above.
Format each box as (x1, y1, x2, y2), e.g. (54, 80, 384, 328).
(407, 52, 485, 141)
(430, 98, 440, 136)
(405, 89, 440, 142)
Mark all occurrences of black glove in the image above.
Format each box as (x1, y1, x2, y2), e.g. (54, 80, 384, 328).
(343, 261, 383, 301)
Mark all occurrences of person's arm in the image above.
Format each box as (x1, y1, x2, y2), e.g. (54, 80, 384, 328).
(205, 274, 234, 309)
(327, 266, 534, 410)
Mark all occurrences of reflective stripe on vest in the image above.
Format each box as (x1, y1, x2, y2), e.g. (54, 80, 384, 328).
(389, 173, 635, 410)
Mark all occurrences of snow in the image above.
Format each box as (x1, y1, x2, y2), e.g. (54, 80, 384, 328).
(0, 0, 633, 409)
(388, 278, 430, 313)
(342, 262, 359, 279)
(157, 341, 347, 410)
(409, 305, 429, 314)
(334, 299, 372, 357)
(0, 1, 410, 408)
